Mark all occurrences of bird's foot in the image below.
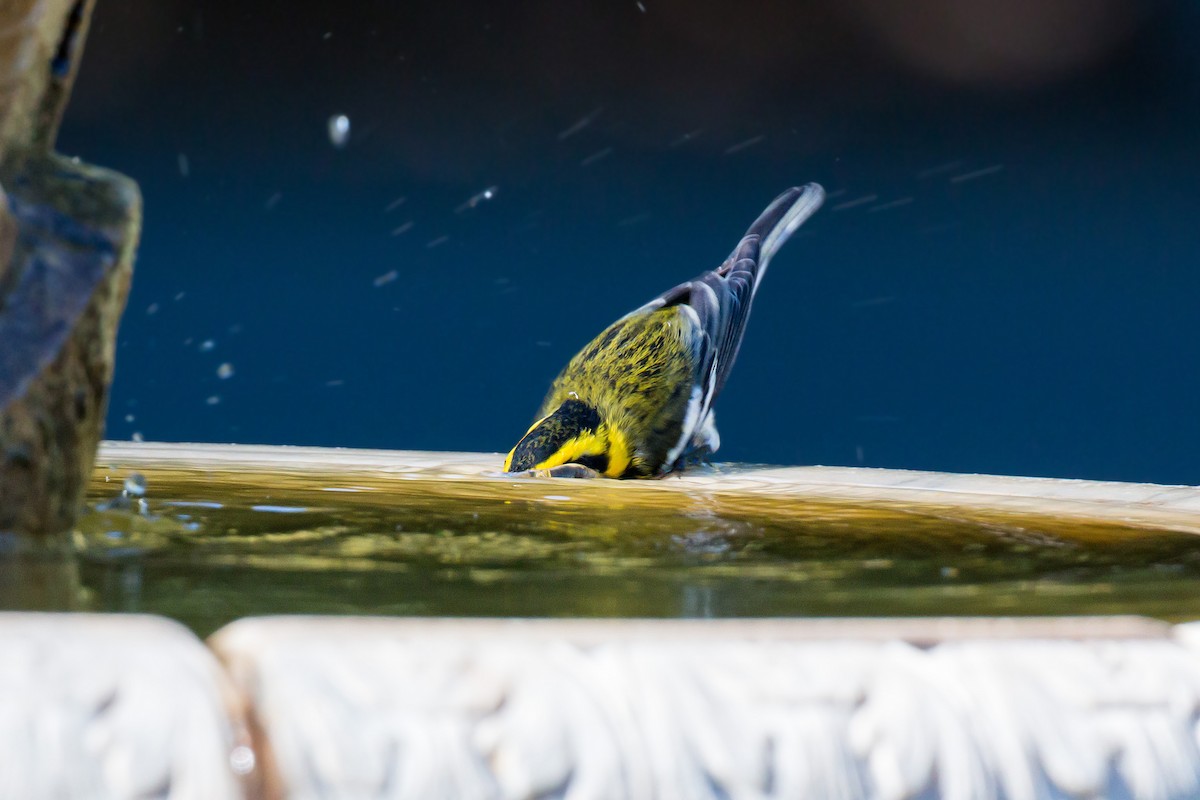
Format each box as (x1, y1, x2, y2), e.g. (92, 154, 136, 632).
(671, 446, 715, 473)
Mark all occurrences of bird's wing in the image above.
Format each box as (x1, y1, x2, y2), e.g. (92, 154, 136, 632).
(629, 183, 825, 404)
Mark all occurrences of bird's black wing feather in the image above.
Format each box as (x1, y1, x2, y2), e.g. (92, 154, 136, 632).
(631, 183, 825, 405)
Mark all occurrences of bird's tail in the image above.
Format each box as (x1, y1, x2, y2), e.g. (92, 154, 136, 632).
(732, 183, 825, 295)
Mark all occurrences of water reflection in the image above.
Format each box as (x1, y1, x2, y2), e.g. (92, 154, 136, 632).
(62, 465, 1200, 637)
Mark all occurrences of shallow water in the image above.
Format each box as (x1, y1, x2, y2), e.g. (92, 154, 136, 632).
(51, 462, 1200, 638)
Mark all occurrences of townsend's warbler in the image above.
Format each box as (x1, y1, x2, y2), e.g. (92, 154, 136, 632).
(504, 184, 825, 478)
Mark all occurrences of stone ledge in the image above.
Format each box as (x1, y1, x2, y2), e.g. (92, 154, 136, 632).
(95, 441, 1200, 534)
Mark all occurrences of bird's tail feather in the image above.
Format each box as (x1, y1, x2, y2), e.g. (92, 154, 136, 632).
(736, 183, 825, 290)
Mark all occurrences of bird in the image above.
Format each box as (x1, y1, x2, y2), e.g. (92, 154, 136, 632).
(503, 184, 825, 478)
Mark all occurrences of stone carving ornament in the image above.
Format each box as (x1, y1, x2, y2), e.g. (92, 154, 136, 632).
(212, 618, 1200, 800)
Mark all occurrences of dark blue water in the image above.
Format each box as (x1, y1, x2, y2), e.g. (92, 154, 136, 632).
(58, 1, 1200, 484)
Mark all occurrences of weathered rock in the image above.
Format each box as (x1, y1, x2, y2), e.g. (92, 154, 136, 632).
(0, 0, 141, 537)
(0, 157, 139, 535)
(0, 184, 14, 286)
(0, 0, 95, 162)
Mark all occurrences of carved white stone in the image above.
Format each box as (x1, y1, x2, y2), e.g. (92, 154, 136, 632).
(211, 617, 1200, 800)
(0, 613, 251, 800)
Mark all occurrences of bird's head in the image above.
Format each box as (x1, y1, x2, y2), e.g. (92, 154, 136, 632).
(503, 398, 629, 476)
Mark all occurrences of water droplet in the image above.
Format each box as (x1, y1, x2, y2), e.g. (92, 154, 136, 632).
(558, 108, 602, 141)
(199, 339, 215, 352)
(123, 473, 147, 497)
(724, 134, 765, 155)
(580, 147, 613, 167)
(206, 395, 221, 405)
(230, 745, 256, 775)
(455, 186, 499, 213)
(217, 363, 235, 379)
(328, 114, 351, 148)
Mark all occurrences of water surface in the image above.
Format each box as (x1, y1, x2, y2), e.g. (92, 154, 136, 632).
(66, 464, 1200, 638)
